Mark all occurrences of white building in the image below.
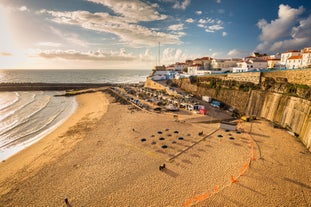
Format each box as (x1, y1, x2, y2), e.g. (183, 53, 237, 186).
(211, 59, 240, 71)
(232, 59, 267, 73)
(187, 64, 222, 76)
(302, 47, 311, 68)
(287, 55, 303, 69)
(174, 62, 188, 71)
(280, 50, 300, 68)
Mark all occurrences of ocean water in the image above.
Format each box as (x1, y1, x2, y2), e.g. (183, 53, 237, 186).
(0, 69, 150, 161)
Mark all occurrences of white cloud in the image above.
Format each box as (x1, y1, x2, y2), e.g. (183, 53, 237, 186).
(198, 19, 207, 24)
(35, 42, 62, 47)
(186, 18, 194, 23)
(162, 48, 187, 63)
(204, 24, 223, 33)
(227, 49, 241, 57)
(41, 10, 181, 47)
(19, 6, 29, 12)
(87, 0, 167, 22)
(216, 0, 221, 3)
(222, 32, 227, 36)
(257, 4, 304, 42)
(256, 4, 309, 52)
(168, 23, 184, 31)
(208, 25, 223, 31)
(49, 26, 88, 47)
(36, 48, 136, 62)
(173, 0, 191, 10)
(196, 11, 202, 15)
(198, 24, 205, 28)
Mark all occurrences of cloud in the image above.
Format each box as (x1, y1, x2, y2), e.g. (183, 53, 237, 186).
(49, 26, 89, 47)
(216, 0, 221, 3)
(0, 52, 13, 56)
(19, 6, 29, 12)
(168, 23, 184, 31)
(87, 0, 167, 22)
(196, 11, 202, 15)
(205, 24, 224, 32)
(227, 49, 241, 57)
(198, 19, 207, 24)
(40, 10, 181, 47)
(256, 4, 309, 52)
(222, 32, 227, 36)
(173, 0, 191, 10)
(186, 18, 194, 23)
(35, 49, 136, 62)
(162, 48, 187, 63)
(35, 42, 62, 47)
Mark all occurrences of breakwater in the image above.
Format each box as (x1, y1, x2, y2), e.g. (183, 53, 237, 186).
(0, 83, 112, 91)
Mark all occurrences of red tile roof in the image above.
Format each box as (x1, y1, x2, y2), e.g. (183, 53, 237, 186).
(288, 55, 303, 60)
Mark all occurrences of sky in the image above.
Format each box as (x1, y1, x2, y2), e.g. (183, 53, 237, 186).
(0, 0, 310, 69)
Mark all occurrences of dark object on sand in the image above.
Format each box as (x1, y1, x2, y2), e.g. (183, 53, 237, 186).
(141, 138, 147, 142)
(178, 137, 184, 140)
(217, 134, 223, 138)
(159, 137, 165, 141)
(159, 164, 166, 170)
(198, 131, 203, 136)
(174, 131, 179, 134)
(161, 145, 168, 149)
(64, 198, 72, 207)
(229, 137, 235, 140)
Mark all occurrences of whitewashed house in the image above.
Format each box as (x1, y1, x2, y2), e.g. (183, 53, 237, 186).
(287, 55, 303, 69)
(187, 64, 204, 75)
(280, 50, 301, 68)
(302, 47, 311, 68)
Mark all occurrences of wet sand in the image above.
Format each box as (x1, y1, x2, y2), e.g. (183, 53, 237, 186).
(0, 91, 310, 206)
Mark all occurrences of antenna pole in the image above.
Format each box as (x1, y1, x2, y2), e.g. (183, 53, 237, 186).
(158, 42, 160, 66)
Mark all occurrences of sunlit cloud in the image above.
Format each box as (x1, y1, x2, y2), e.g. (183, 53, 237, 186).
(256, 4, 308, 52)
(0, 52, 13, 56)
(227, 49, 241, 57)
(186, 18, 194, 23)
(35, 42, 62, 47)
(168, 23, 184, 31)
(19, 6, 29, 12)
(196, 11, 202, 15)
(173, 0, 191, 10)
(222, 31, 227, 36)
(87, 0, 167, 22)
(35, 49, 136, 61)
(40, 10, 181, 46)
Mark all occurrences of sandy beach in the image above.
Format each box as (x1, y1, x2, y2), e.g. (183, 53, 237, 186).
(0, 90, 311, 207)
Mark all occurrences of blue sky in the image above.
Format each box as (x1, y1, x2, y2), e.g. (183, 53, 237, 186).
(0, 0, 310, 69)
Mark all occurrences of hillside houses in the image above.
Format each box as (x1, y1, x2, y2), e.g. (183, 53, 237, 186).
(151, 46, 311, 79)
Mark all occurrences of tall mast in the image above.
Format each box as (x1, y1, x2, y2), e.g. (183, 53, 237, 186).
(158, 42, 160, 66)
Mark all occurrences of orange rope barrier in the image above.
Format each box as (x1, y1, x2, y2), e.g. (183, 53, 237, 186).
(183, 119, 258, 206)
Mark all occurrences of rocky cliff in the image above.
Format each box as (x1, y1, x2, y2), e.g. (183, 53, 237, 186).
(171, 70, 311, 151)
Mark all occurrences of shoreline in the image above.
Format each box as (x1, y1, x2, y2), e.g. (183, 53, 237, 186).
(0, 94, 78, 162)
(0, 91, 109, 195)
